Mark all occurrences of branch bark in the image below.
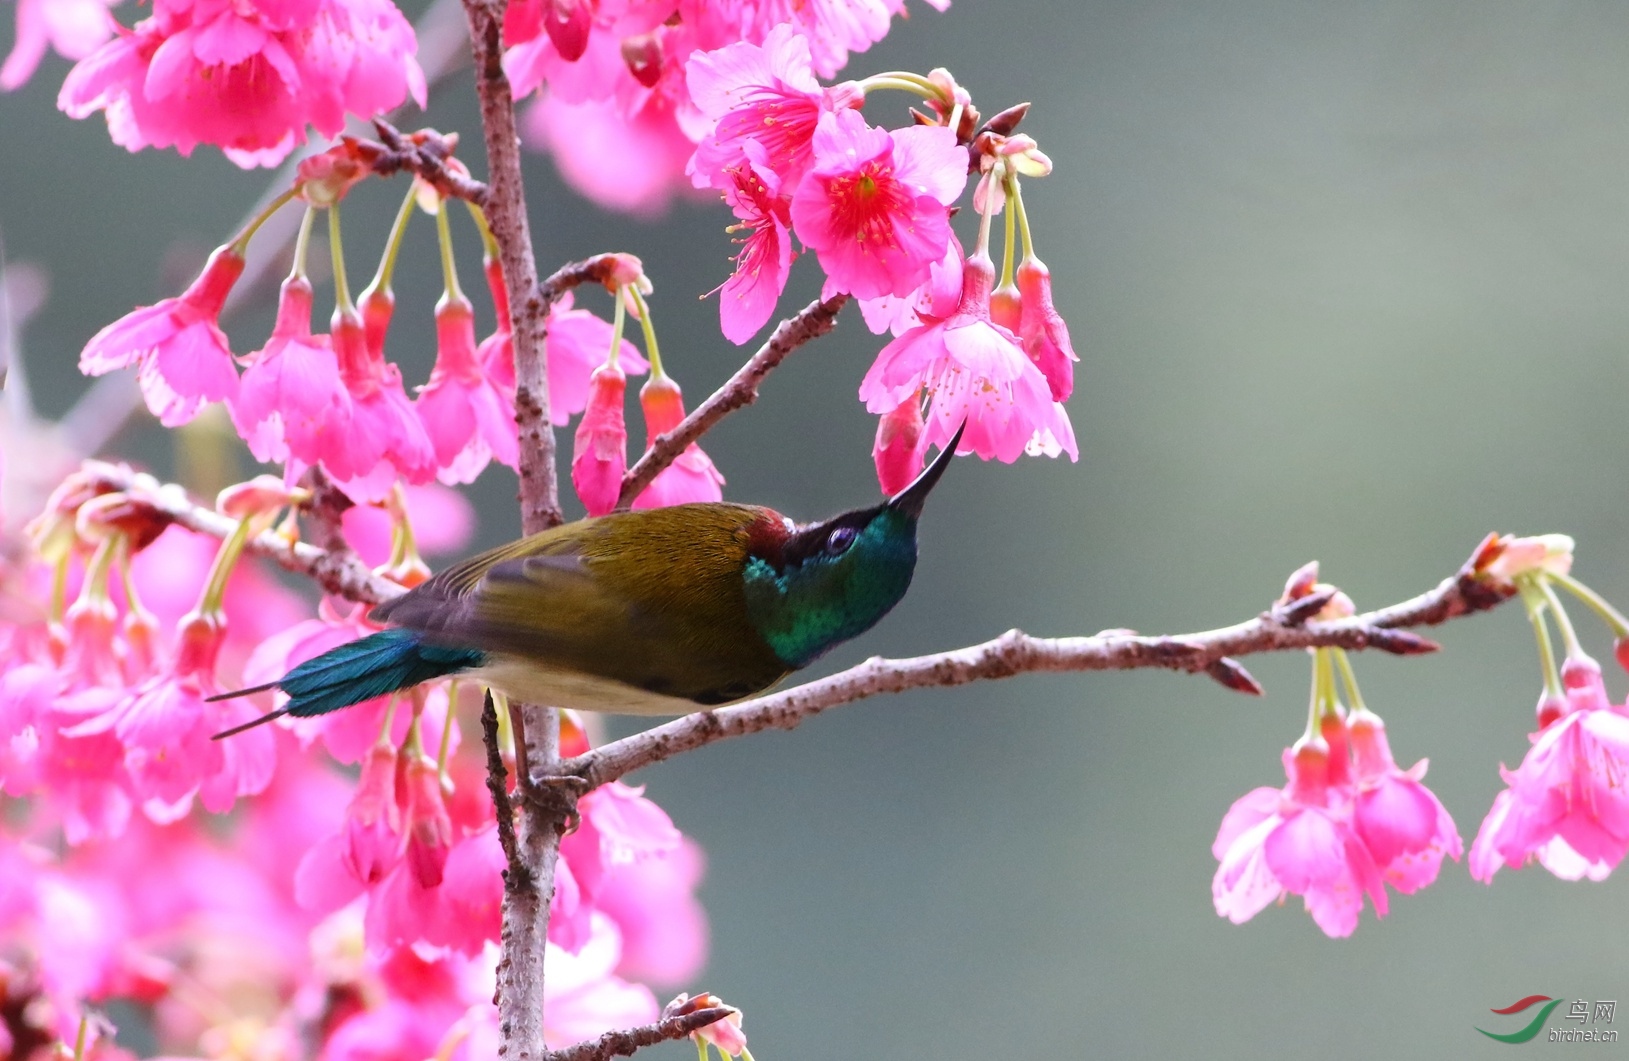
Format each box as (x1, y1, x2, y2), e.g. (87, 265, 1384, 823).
(545, 1008, 733, 1061)
(616, 294, 849, 509)
(459, 3, 567, 1059)
(78, 462, 401, 606)
(565, 551, 1516, 789)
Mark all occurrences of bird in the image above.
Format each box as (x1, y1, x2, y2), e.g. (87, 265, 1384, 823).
(211, 424, 963, 739)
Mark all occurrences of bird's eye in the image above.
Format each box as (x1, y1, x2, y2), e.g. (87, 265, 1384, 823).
(826, 526, 857, 555)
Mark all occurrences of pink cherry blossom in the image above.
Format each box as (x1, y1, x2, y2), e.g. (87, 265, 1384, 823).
(417, 295, 520, 484)
(572, 361, 629, 517)
(789, 109, 966, 301)
(342, 740, 404, 885)
(403, 753, 453, 888)
(859, 250, 1078, 465)
(479, 267, 647, 427)
(714, 141, 795, 345)
(686, 24, 858, 192)
(1212, 736, 1389, 939)
(1347, 708, 1461, 894)
(1016, 254, 1077, 403)
(58, 0, 425, 167)
(340, 483, 477, 566)
(229, 273, 350, 466)
(1, 0, 118, 91)
(525, 93, 703, 216)
(323, 307, 435, 502)
(632, 376, 724, 509)
(872, 396, 925, 496)
(1470, 655, 1629, 882)
(595, 837, 707, 988)
(79, 245, 242, 426)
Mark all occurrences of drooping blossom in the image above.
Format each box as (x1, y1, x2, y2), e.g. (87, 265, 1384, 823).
(1346, 707, 1461, 894)
(417, 295, 520, 484)
(58, 0, 426, 167)
(860, 249, 1078, 465)
(79, 245, 243, 426)
(321, 307, 435, 503)
(1016, 254, 1077, 402)
(572, 361, 629, 516)
(1470, 655, 1629, 883)
(713, 141, 795, 345)
(1212, 734, 1389, 939)
(631, 376, 724, 509)
(229, 273, 349, 466)
(789, 109, 966, 300)
(1, 0, 118, 91)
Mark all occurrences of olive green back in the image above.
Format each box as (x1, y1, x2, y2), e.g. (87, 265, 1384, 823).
(373, 503, 792, 705)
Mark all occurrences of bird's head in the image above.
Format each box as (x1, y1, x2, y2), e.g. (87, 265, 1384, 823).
(743, 424, 963, 668)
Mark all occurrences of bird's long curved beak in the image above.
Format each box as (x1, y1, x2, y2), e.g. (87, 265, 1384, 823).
(887, 421, 965, 519)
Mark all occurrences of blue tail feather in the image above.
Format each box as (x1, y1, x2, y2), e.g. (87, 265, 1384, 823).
(279, 629, 485, 717)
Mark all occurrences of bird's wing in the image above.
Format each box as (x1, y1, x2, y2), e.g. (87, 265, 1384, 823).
(373, 505, 791, 704)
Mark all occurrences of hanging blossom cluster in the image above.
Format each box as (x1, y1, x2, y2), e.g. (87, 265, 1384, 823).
(0, 467, 710, 1059)
(1212, 536, 1629, 939)
(46, 0, 425, 167)
(503, 0, 951, 214)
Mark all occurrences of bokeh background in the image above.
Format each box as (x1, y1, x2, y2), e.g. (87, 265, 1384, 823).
(4, 1, 1629, 1057)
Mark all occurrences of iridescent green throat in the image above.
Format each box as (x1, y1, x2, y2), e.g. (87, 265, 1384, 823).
(742, 508, 919, 669)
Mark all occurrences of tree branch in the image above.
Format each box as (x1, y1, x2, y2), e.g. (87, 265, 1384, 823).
(616, 294, 849, 509)
(462, 0, 559, 537)
(459, 3, 567, 1059)
(77, 461, 401, 606)
(546, 1008, 733, 1061)
(566, 547, 1517, 789)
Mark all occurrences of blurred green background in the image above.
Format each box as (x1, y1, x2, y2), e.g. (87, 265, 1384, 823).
(4, 1, 1628, 1057)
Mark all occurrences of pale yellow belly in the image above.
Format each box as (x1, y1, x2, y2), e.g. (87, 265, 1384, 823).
(471, 658, 703, 716)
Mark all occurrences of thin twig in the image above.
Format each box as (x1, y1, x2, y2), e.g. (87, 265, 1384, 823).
(616, 294, 849, 509)
(538, 255, 639, 307)
(546, 1009, 733, 1061)
(566, 549, 1517, 789)
(349, 120, 490, 204)
(79, 461, 401, 605)
(481, 691, 520, 868)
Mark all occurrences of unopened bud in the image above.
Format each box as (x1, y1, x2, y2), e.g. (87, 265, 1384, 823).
(1480, 533, 1575, 581)
(298, 146, 369, 207)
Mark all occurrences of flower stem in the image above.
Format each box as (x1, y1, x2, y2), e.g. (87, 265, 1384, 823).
(466, 201, 501, 262)
(1332, 648, 1368, 713)
(1550, 571, 1629, 639)
(627, 286, 663, 378)
(607, 286, 629, 371)
(1010, 171, 1036, 260)
(858, 72, 942, 100)
(198, 513, 256, 616)
(434, 196, 465, 304)
(328, 205, 354, 313)
(363, 185, 419, 301)
(1537, 577, 1586, 659)
(1519, 581, 1565, 698)
(230, 188, 300, 256)
(999, 172, 1018, 288)
(288, 206, 316, 283)
(437, 682, 458, 779)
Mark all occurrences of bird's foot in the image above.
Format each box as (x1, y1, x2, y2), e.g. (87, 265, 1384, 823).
(520, 771, 591, 833)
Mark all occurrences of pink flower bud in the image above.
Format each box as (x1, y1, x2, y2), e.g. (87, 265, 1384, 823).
(344, 741, 404, 885)
(544, 0, 591, 61)
(403, 755, 452, 889)
(572, 362, 628, 516)
(873, 397, 924, 496)
(632, 376, 725, 509)
(1016, 254, 1077, 402)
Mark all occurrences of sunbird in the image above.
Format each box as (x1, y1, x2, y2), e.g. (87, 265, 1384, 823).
(212, 426, 962, 738)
